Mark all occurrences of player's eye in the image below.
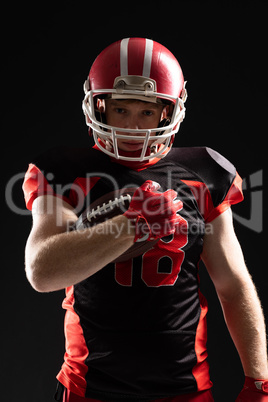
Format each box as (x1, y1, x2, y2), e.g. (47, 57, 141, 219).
(115, 108, 126, 114)
(143, 110, 154, 116)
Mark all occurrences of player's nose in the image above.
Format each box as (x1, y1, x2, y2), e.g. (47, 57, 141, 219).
(124, 114, 141, 131)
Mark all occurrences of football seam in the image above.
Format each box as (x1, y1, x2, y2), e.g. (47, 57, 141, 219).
(86, 194, 132, 222)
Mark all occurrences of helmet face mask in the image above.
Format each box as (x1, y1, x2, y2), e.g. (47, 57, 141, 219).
(83, 88, 185, 161)
(82, 38, 187, 162)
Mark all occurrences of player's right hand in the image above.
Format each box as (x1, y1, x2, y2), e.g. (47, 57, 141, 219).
(123, 180, 182, 242)
(236, 377, 268, 401)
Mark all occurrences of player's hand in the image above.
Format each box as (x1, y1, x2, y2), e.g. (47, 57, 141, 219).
(236, 377, 268, 401)
(123, 180, 182, 242)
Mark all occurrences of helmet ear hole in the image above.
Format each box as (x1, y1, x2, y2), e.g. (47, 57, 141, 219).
(158, 118, 171, 130)
(94, 98, 107, 125)
(96, 98, 105, 113)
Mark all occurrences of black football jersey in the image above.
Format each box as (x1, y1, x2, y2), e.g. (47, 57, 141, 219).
(23, 146, 243, 400)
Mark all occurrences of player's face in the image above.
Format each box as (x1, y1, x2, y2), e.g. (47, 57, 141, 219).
(98, 99, 169, 152)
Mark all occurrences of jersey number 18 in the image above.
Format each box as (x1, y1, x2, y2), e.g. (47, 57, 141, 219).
(115, 214, 188, 288)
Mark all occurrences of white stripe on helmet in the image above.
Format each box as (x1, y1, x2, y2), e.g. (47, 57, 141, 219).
(142, 39, 153, 77)
(120, 38, 153, 78)
(120, 38, 129, 76)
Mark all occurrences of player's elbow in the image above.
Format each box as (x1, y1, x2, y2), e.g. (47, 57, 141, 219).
(25, 260, 50, 293)
(25, 249, 55, 293)
(25, 235, 61, 292)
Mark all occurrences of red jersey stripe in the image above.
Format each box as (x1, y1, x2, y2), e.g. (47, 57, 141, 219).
(57, 286, 89, 397)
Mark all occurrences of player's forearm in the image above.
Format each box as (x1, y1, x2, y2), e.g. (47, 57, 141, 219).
(219, 278, 268, 379)
(26, 215, 135, 292)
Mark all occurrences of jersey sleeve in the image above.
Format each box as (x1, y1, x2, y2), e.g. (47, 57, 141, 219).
(22, 163, 72, 211)
(205, 171, 243, 222)
(178, 147, 244, 223)
(202, 148, 244, 222)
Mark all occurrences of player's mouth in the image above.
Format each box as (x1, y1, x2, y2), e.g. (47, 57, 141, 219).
(121, 141, 144, 151)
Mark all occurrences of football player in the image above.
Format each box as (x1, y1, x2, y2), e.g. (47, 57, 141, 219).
(23, 38, 268, 401)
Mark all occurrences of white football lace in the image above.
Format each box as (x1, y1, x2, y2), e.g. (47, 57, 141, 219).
(87, 194, 132, 222)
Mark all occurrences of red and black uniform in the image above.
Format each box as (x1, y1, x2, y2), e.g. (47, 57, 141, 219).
(23, 146, 243, 401)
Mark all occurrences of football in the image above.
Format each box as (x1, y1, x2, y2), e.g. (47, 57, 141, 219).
(71, 187, 158, 263)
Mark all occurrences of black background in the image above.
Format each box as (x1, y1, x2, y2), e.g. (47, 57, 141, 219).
(2, 1, 267, 401)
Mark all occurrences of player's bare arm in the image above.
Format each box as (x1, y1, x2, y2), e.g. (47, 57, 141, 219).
(25, 195, 135, 292)
(202, 208, 268, 379)
(25, 182, 180, 293)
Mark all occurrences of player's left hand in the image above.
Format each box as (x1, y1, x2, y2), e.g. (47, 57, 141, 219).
(236, 377, 268, 401)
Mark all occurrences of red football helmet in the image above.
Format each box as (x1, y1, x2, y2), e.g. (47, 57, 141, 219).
(82, 38, 187, 162)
